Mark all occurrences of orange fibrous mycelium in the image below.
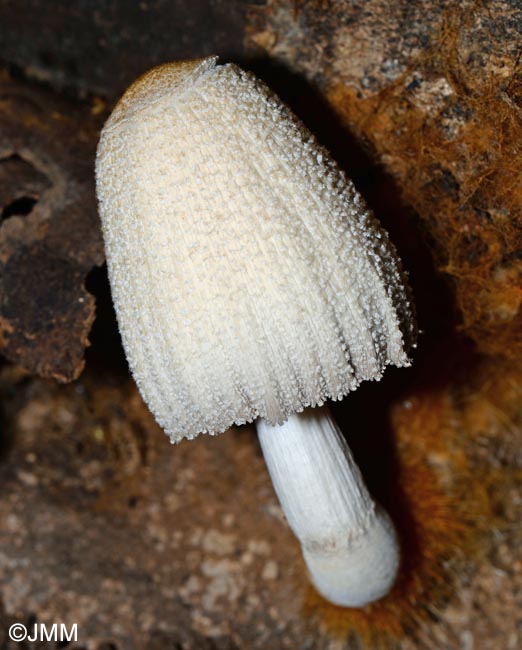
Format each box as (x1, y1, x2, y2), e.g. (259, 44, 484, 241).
(305, 355, 521, 646)
(327, 6, 522, 360)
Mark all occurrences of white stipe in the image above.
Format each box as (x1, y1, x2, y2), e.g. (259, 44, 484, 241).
(257, 406, 399, 607)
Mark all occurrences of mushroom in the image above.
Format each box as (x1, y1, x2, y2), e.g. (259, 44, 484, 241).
(95, 56, 416, 607)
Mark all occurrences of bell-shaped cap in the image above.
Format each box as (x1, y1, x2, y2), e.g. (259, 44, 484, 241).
(96, 57, 415, 442)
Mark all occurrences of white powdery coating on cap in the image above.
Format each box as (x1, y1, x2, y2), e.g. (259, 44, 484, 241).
(95, 57, 415, 443)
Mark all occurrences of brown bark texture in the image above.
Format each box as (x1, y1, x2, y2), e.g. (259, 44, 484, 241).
(0, 71, 104, 381)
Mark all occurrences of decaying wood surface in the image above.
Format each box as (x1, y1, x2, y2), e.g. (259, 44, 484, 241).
(0, 72, 104, 381)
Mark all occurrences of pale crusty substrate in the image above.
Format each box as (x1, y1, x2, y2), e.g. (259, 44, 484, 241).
(0, 366, 520, 650)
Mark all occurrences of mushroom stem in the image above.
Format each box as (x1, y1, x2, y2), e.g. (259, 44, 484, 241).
(256, 406, 399, 607)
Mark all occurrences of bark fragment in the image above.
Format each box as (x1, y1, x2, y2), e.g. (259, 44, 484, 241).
(0, 71, 104, 381)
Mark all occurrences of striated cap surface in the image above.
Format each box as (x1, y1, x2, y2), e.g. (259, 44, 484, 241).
(96, 57, 415, 442)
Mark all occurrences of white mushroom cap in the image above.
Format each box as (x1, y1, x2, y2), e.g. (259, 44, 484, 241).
(96, 56, 414, 443)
